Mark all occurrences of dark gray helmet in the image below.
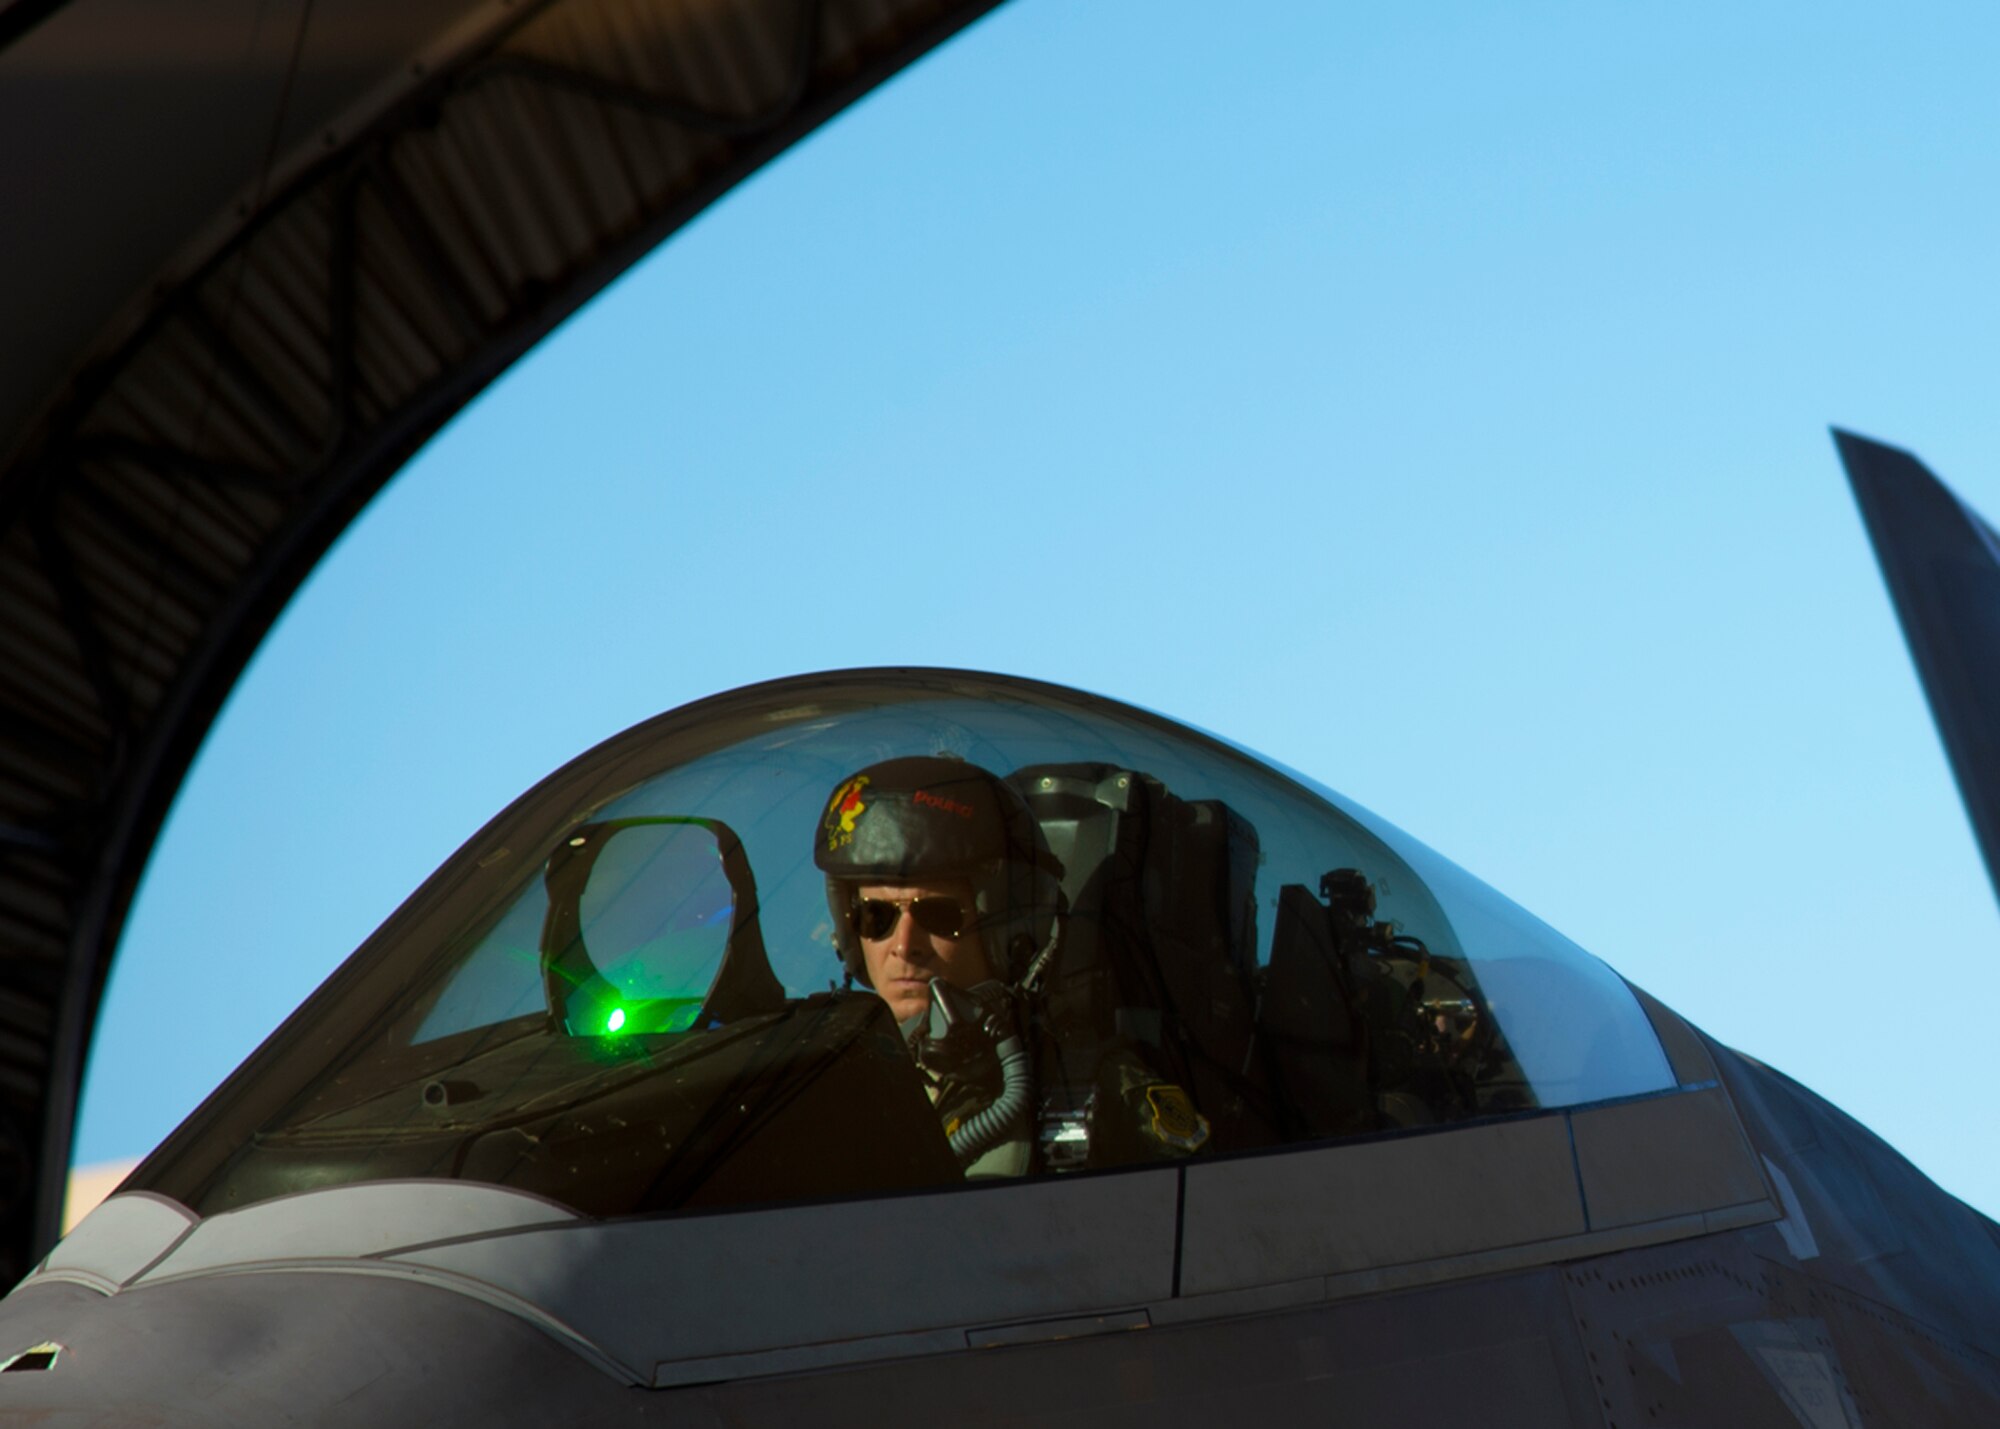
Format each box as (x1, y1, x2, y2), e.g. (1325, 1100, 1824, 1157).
(814, 755, 1062, 985)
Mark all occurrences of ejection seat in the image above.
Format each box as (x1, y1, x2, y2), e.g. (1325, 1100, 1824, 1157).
(1005, 763, 1280, 1160)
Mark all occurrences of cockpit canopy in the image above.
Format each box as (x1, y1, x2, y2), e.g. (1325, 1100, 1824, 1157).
(130, 670, 1674, 1219)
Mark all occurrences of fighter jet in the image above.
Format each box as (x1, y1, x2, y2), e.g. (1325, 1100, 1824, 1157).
(0, 431, 1993, 1426)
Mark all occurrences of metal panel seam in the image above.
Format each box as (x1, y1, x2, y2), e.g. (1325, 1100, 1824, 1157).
(1170, 1163, 1185, 1297)
(1563, 1109, 1591, 1232)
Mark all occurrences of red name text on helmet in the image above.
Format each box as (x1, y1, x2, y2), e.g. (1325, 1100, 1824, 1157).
(912, 789, 976, 819)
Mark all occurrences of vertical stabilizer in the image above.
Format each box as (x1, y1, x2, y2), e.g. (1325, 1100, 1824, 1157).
(1835, 429, 2000, 910)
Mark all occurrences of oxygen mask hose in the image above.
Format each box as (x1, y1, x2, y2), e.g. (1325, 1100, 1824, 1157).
(913, 979, 1035, 1167)
(947, 1030, 1031, 1167)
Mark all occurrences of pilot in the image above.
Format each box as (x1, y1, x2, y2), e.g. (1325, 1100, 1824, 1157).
(813, 754, 1211, 1175)
(814, 755, 1059, 1176)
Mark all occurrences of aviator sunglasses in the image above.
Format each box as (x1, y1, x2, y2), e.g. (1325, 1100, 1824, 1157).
(851, 894, 975, 941)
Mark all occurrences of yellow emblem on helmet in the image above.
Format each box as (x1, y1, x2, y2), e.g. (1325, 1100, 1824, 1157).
(823, 775, 871, 853)
(1144, 1083, 1210, 1152)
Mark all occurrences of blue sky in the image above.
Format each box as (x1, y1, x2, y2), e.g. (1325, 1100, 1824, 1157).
(77, 1, 2000, 1217)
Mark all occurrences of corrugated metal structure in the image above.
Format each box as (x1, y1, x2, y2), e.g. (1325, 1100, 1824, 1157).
(0, 0, 1003, 1278)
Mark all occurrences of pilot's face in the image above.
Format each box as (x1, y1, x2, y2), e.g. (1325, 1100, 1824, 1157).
(853, 878, 994, 1023)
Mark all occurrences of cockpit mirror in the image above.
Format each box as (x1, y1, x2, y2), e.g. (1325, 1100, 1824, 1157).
(540, 817, 760, 1037)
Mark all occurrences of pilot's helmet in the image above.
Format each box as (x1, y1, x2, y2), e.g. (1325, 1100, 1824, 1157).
(813, 754, 1062, 987)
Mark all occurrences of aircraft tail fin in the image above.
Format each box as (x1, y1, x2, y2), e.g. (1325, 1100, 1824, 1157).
(1835, 428, 2000, 910)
